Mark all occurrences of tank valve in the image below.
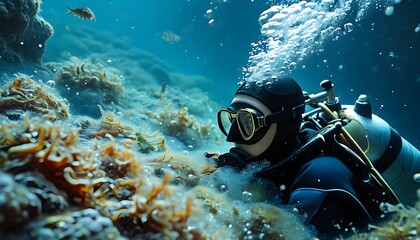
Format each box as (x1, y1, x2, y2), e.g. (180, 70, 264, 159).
(354, 94, 372, 118)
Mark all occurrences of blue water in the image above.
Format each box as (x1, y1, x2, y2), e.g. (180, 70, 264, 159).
(38, 0, 420, 147)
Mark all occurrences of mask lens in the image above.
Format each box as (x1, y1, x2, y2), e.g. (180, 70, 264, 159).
(218, 110, 233, 136)
(237, 111, 255, 139)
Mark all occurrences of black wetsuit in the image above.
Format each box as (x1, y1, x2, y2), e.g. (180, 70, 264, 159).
(255, 126, 393, 239)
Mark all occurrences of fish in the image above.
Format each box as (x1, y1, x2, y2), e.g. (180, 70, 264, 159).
(66, 6, 96, 21)
(159, 31, 181, 43)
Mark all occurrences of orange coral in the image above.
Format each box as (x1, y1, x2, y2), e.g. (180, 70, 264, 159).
(94, 105, 133, 138)
(0, 75, 69, 120)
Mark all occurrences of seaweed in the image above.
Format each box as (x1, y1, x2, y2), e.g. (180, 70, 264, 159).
(150, 150, 217, 187)
(94, 105, 133, 138)
(142, 105, 217, 147)
(0, 75, 69, 120)
(135, 130, 167, 154)
(350, 202, 420, 239)
(48, 57, 125, 104)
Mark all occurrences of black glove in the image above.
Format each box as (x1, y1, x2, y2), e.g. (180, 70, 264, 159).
(216, 147, 249, 170)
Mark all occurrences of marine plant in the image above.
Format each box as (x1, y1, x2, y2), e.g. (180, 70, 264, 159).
(142, 104, 218, 147)
(0, 75, 69, 120)
(48, 56, 125, 103)
(94, 105, 133, 138)
(0, 111, 318, 239)
(135, 129, 167, 154)
(150, 150, 217, 187)
(349, 201, 420, 239)
(0, 114, 210, 239)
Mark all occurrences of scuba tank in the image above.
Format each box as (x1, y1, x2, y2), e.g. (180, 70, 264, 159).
(342, 94, 420, 206)
(302, 80, 420, 206)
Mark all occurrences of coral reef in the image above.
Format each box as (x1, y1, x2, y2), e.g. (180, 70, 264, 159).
(0, 0, 53, 64)
(0, 113, 317, 239)
(0, 75, 69, 120)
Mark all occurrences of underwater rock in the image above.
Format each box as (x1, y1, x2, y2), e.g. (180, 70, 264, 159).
(0, 0, 53, 64)
(0, 171, 41, 229)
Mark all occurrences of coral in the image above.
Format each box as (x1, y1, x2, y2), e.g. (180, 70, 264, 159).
(0, 113, 317, 240)
(46, 56, 125, 104)
(0, 115, 209, 238)
(0, 75, 69, 120)
(104, 173, 202, 239)
(135, 129, 167, 154)
(0, 171, 41, 229)
(94, 105, 133, 138)
(142, 105, 218, 147)
(150, 151, 217, 187)
(236, 203, 314, 239)
(188, 186, 314, 239)
(14, 171, 69, 213)
(0, 115, 96, 205)
(350, 202, 420, 239)
(25, 208, 125, 240)
(0, 0, 53, 64)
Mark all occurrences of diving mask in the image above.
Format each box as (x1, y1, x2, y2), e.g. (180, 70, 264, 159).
(217, 104, 305, 141)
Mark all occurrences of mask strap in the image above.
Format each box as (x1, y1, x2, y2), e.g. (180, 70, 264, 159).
(262, 103, 305, 126)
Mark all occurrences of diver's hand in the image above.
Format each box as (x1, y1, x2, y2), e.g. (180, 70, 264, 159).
(216, 148, 248, 170)
(204, 152, 220, 160)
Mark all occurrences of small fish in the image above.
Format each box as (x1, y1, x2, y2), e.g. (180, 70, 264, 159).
(160, 82, 167, 99)
(159, 31, 181, 43)
(66, 6, 96, 21)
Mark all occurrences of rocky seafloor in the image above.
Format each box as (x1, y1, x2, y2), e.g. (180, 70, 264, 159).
(1, 0, 419, 239)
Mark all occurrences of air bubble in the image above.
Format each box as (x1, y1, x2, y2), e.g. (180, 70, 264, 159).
(242, 191, 253, 202)
(413, 173, 420, 182)
(270, 75, 278, 81)
(385, 6, 394, 16)
(204, 9, 213, 19)
(379, 202, 397, 213)
(343, 23, 354, 32)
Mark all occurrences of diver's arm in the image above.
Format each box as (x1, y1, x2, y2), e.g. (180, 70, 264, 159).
(287, 156, 372, 237)
(288, 188, 371, 238)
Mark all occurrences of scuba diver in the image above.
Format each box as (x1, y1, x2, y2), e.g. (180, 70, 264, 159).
(209, 74, 420, 238)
